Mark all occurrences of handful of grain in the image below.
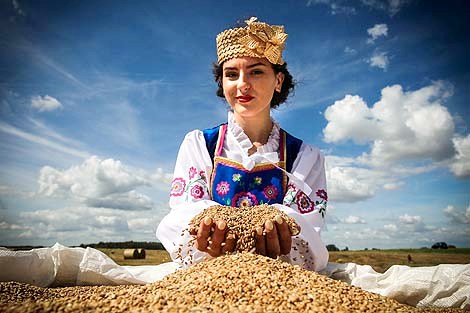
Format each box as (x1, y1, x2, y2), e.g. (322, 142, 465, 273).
(188, 204, 301, 253)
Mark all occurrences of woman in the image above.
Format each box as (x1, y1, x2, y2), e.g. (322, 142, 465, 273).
(156, 17, 328, 271)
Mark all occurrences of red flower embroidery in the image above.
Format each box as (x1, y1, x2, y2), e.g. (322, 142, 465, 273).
(316, 189, 328, 201)
(190, 185, 204, 199)
(216, 181, 230, 196)
(170, 177, 186, 197)
(199, 170, 206, 181)
(296, 190, 315, 214)
(287, 183, 297, 192)
(232, 192, 258, 208)
(263, 185, 278, 200)
(189, 166, 197, 179)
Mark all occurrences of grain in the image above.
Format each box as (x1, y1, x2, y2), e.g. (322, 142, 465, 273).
(0, 253, 464, 313)
(188, 204, 301, 253)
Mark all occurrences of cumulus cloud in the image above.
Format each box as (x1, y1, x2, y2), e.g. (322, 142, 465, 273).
(343, 215, 366, 224)
(399, 214, 422, 224)
(369, 52, 389, 70)
(325, 155, 407, 202)
(37, 156, 155, 210)
(31, 95, 63, 112)
(11, 206, 163, 243)
(443, 205, 470, 224)
(449, 135, 470, 178)
(324, 81, 456, 167)
(367, 24, 388, 43)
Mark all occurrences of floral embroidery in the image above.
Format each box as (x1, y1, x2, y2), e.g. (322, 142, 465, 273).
(263, 185, 278, 201)
(170, 167, 208, 201)
(283, 184, 297, 207)
(233, 192, 258, 208)
(216, 181, 230, 196)
(189, 166, 197, 179)
(190, 185, 204, 199)
(316, 189, 328, 201)
(232, 173, 241, 182)
(170, 178, 186, 197)
(254, 176, 262, 185)
(315, 189, 328, 218)
(296, 190, 315, 214)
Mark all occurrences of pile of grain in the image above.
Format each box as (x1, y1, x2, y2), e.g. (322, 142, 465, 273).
(0, 252, 464, 313)
(188, 204, 301, 252)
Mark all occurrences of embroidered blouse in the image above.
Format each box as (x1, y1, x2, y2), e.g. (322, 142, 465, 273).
(156, 112, 328, 271)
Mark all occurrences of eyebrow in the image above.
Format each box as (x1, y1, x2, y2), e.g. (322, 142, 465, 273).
(224, 62, 267, 71)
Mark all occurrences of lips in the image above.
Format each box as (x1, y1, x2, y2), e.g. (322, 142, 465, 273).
(236, 95, 254, 103)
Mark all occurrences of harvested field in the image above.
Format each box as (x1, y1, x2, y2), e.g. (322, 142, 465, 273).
(329, 249, 470, 273)
(0, 252, 465, 312)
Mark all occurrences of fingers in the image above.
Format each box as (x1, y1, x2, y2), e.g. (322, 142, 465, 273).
(196, 217, 212, 252)
(275, 215, 292, 255)
(222, 231, 236, 254)
(265, 220, 280, 259)
(207, 220, 226, 257)
(255, 226, 266, 256)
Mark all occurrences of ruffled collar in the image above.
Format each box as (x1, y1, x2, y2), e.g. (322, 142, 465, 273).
(227, 111, 280, 154)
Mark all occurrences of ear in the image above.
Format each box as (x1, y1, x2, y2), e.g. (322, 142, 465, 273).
(275, 72, 285, 92)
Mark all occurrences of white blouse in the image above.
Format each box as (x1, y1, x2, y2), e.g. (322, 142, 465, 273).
(156, 112, 329, 271)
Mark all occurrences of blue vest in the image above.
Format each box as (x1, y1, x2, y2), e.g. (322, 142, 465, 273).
(203, 123, 302, 208)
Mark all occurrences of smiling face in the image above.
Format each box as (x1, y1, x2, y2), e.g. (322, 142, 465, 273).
(222, 57, 284, 120)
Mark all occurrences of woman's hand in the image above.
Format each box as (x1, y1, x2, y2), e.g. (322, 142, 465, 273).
(255, 215, 293, 258)
(193, 217, 236, 257)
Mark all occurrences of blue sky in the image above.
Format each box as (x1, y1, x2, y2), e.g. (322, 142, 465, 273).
(0, 0, 469, 250)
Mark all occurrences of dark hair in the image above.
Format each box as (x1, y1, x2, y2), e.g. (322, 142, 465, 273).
(212, 61, 295, 109)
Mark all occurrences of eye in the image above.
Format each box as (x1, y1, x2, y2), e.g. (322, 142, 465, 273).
(224, 71, 238, 79)
(251, 69, 264, 75)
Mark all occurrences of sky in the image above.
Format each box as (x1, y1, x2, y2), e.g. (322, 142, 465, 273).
(0, 0, 469, 250)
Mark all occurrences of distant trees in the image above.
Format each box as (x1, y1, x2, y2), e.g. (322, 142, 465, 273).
(431, 242, 448, 249)
(79, 241, 165, 250)
(326, 244, 340, 251)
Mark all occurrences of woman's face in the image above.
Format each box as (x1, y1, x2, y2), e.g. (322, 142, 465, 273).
(222, 57, 284, 119)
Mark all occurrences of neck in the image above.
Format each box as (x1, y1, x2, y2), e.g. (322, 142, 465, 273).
(233, 113, 273, 146)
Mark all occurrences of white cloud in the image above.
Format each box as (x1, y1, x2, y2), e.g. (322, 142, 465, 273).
(443, 205, 470, 224)
(367, 24, 388, 43)
(361, 0, 409, 16)
(0, 121, 89, 159)
(343, 215, 366, 224)
(306, 0, 356, 15)
(8, 206, 164, 244)
(369, 52, 389, 70)
(325, 155, 408, 202)
(384, 223, 397, 231)
(324, 81, 456, 167)
(399, 214, 422, 224)
(12, 0, 26, 16)
(449, 135, 470, 178)
(31, 95, 63, 112)
(37, 156, 155, 210)
(344, 46, 357, 54)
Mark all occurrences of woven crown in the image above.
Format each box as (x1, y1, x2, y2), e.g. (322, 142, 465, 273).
(216, 17, 288, 65)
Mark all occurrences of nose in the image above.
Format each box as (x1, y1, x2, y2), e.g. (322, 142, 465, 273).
(237, 72, 251, 92)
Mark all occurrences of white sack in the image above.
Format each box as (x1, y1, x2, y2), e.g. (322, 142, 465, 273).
(321, 262, 470, 309)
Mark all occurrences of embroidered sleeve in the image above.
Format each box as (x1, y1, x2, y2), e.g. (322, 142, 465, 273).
(156, 130, 220, 267)
(277, 143, 329, 271)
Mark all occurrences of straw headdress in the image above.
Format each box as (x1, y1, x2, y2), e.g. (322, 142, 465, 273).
(216, 17, 288, 65)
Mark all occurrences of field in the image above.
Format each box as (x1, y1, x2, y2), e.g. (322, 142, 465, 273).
(98, 248, 470, 273)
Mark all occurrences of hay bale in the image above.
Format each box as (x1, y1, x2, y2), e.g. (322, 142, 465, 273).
(137, 248, 146, 259)
(123, 249, 139, 259)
